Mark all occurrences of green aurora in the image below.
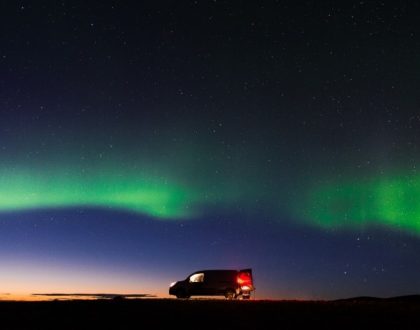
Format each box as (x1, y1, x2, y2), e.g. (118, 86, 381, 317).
(300, 174, 420, 234)
(0, 161, 249, 220)
(3, 163, 420, 236)
(0, 168, 196, 219)
(2, 121, 420, 232)
(0, 122, 277, 220)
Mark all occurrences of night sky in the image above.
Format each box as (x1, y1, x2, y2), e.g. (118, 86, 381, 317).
(1, 1, 420, 300)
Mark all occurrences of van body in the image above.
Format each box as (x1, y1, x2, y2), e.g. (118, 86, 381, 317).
(169, 269, 254, 299)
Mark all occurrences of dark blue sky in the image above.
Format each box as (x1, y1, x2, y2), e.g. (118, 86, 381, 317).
(2, 209, 420, 298)
(1, 1, 420, 299)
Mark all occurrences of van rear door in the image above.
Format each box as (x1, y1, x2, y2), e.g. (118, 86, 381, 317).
(238, 269, 254, 290)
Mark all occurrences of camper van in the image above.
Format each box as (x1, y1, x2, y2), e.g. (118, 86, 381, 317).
(169, 269, 254, 299)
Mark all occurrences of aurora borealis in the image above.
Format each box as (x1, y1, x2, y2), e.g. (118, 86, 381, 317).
(2, 1, 420, 300)
(302, 173, 420, 233)
(0, 167, 196, 219)
(5, 164, 420, 235)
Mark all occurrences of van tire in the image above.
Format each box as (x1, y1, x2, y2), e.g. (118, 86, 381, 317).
(176, 290, 190, 299)
(225, 289, 236, 300)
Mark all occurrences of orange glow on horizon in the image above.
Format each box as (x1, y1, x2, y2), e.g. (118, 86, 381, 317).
(0, 292, 169, 302)
(0, 261, 172, 301)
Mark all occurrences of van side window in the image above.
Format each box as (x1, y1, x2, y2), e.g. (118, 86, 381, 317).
(189, 273, 204, 283)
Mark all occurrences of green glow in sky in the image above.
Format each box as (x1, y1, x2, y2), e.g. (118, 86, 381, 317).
(0, 168, 196, 219)
(300, 174, 420, 233)
(5, 121, 420, 231)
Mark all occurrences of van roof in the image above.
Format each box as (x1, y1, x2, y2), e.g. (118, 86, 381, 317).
(192, 269, 251, 273)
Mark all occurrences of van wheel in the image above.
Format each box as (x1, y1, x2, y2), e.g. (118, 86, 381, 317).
(176, 290, 190, 299)
(225, 289, 236, 300)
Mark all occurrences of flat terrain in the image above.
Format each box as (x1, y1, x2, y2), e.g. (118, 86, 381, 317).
(1, 298, 420, 329)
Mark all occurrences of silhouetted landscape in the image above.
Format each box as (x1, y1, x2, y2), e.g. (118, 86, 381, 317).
(1, 296, 420, 329)
(31, 293, 156, 299)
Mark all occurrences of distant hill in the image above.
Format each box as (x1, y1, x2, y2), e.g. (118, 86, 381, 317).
(386, 295, 420, 303)
(335, 295, 420, 303)
(32, 293, 156, 300)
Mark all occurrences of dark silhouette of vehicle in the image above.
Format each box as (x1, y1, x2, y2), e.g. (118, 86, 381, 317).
(169, 269, 254, 299)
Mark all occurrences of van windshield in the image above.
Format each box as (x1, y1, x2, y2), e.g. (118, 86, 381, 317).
(189, 273, 204, 283)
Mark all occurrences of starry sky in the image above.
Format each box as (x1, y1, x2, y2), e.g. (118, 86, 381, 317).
(1, 1, 420, 300)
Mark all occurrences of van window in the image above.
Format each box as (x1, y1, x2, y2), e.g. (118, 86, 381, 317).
(189, 273, 204, 283)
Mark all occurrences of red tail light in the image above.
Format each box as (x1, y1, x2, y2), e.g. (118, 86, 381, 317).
(237, 272, 252, 286)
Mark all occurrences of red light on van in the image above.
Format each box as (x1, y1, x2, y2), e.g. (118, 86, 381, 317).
(237, 272, 252, 286)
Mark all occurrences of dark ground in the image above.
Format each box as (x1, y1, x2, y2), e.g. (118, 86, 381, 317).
(1, 298, 420, 329)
